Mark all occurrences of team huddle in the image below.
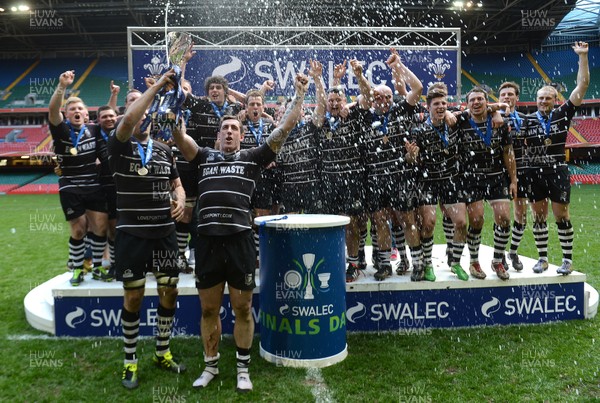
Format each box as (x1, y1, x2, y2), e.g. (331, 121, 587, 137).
(48, 41, 589, 392)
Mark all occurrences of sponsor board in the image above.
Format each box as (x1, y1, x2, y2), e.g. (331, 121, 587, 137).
(132, 49, 458, 98)
(54, 282, 584, 336)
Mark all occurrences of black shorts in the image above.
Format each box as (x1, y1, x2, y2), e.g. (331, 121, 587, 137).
(419, 177, 465, 206)
(114, 230, 180, 282)
(367, 173, 419, 213)
(59, 189, 108, 221)
(280, 182, 323, 213)
(102, 185, 117, 220)
(321, 174, 365, 215)
(463, 173, 510, 204)
(527, 166, 570, 204)
(195, 230, 256, 291)
(252, 177, 277, 210)
(516, 169, 530, 199)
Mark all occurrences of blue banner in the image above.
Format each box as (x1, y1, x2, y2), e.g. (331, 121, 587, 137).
(54, 282, 583, 336)
(132, 48, 458, 98)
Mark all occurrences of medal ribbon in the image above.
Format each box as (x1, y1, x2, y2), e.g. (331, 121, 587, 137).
(136, 138, 153, 169)
(536, 111, 553, 141)
(210, 101, 229, 118)
(509, 111, 522, 133)
(68, 122, 86, 152)
(372, 111, 390, 135)
(248, 118, 264, 146)
(427, 117, 449, 149)
(468, 115, 493, 147)
(325, 112, 340, 132)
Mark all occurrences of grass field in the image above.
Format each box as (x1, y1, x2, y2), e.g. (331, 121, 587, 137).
(1, 187, 600, 402)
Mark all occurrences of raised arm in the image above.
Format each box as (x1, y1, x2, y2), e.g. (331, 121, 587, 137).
(386, 51, 423, 106)
(48, 70, 74, 126)
(308, 59, 327, 127)
(389, 48, 407, 96)
(115, 69, 174, 142)
(569, 41, 590, 106)
(266, 74, 309, 153)
(172, 121, 200, 161)
(349, 59, 371, 110)
(332, 59, 347, 88)
(107, 80, 120, 111)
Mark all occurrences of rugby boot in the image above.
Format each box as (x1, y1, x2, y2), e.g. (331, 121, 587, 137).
(374, 264, 392, 281)
(491, 261, 510, 280)
(423, 265, 436, 282)
(557, 260, 573, 275)
(508, 252, 524, 271)
(532, 259, 549, 273)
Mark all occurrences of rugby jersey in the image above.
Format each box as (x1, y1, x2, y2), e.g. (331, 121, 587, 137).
(242, 118, 278, 183)
(411, 120, 461, 182)
(318, 105, 368, 181)
(456, 112, 512, 177)
(505, 110, 531, 172)
(364, 100, 417, 178)
(524, 100, 577, 172)
(50, 121, 102, 194)
(191, 143, 276, 236)
(108, 135, 179, 239)
(278, 121, 320, 187)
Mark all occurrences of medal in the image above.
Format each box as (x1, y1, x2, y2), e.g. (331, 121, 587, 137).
(382, 135, 389, 144)
(326, 131, 333, 140)
(136, 138, 153, 177)
(443, 148, 449, 155)
(67, 123, 86, 156)
(544, 138, 552, 146)
(69, 147, 78, 155)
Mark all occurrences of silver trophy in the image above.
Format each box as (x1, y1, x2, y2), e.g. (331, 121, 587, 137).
(167, 31, 193, 68)
(150, 31, 192, 142)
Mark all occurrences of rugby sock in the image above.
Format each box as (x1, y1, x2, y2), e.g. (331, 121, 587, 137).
(533, 222, 548, 260)
(236, 347, 252, 390)
(84, 231, 93, 260)
(378, 249, 391, 267)
(452, 242, 465, 265)
(175, 221, 190, 256)
(69, 237, 85, 268)
(358, 228, 367, 264)
(467, 226, 482, 263)
(443, 216, 454, 251)
(421, 237, 434, 266)
(510, 221, 526, 254)
(88, 233, 106, 268)
(254, 230, 260, 268)
(347, 255, 358, 266)
(236, 347, 251, 371)
(371, 225, 379, 263)
(193, 353, 220, 388)
(557, 220, 574, 262)
(122, 307, 140, 365)
(155, 304, 175, 356)
(409, 244, 423, 269)
(392, 225, 408, 262)
(493, 224, 510, 262)
(107, 238, 115, 266)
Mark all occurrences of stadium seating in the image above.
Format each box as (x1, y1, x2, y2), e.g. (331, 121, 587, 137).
(75, 57, 128, 108)
(0, 126, 50, 156)
(0, 171, 45, 194)
(7, 172, 58, 194)
(573, 118, 600, 143)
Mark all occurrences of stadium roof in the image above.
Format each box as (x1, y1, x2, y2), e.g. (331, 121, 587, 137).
(0, 0, 589, 58)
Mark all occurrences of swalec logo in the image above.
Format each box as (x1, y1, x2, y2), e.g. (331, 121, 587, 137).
(65, 306, 86, 328)
(481, 297, 501, 318)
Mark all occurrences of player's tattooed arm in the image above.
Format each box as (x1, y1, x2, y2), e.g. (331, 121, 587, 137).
(267, 73, 308, 153)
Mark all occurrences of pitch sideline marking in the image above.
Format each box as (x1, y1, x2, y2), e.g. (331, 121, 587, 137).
(306, 367, 335, 403)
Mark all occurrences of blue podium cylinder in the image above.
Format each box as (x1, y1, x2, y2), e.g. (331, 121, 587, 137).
(255, 214, 350, 368)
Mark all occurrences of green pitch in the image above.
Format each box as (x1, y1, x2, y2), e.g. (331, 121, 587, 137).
(1, 187, 600, 401)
